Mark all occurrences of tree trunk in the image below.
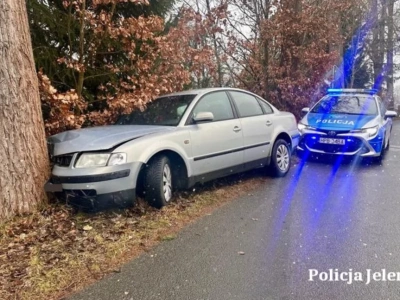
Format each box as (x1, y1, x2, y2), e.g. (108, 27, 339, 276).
(0, 0, 49, 220)
(350, 30, 361, 88)
(386, 0, 394, 109)
(371, 0, 384, 87)
(77, 0, 86, 99)
(262, 0, 270, 100)
(205, 0, 223, 87)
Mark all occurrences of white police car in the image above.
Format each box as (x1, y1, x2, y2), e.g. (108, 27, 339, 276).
(297, 89, 397, 160)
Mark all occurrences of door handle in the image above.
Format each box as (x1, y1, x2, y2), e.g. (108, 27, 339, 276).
(266, 120, 273, 126)
(233, 126, 242, 132)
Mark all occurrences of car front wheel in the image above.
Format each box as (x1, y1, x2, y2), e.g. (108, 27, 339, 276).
(144, 155, 173, 208)
(270, 139, 291, 177)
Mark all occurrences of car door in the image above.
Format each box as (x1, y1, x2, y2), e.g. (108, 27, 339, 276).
(228, 91, 274, 168)
(376, 96, 391, 146)
(187, 91, 244, 177)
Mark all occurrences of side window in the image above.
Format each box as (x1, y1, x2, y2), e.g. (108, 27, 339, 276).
(376, 97, 386, 117)
(258, 98, 274, 114)
(192, 92, 234, 122)
(229, 91, 263, 118)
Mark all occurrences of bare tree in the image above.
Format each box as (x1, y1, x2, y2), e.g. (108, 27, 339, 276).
(386, 0, 396, 108)
(0, 0, 49, 219)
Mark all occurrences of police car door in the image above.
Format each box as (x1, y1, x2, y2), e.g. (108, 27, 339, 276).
(376, 96, 391, 148)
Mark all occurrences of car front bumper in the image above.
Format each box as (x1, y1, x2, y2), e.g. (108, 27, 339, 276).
(45, 162, 142, 208)
(296, 130, 384, 157)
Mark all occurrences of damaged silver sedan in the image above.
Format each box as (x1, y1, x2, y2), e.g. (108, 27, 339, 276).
(45, 88, 299, 209)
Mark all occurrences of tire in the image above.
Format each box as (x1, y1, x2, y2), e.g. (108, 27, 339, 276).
(144, 155, 173, 208)
(375, 137, 386, 164)
(386, 127, 392, 150)
(296, 149, 305, 159)
(270, 139, 291, 177)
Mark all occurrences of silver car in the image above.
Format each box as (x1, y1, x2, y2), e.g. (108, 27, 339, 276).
(45, 88, 299, 209)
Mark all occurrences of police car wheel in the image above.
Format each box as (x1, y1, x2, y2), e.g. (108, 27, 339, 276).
(386, 133, 391, 150)
(270, 139, 291, 177)
(386, 126, 393, 150)
(297, 149, 304, 159)
(375, 138, 386, 163)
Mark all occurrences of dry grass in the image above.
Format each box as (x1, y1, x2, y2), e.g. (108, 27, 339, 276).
(0, 170, 270, 300)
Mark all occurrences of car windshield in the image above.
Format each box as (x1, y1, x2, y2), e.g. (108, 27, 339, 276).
(311, 94, 378, 115)
(115, 94, 196, 126)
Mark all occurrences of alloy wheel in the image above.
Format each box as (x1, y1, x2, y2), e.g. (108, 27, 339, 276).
(276, 144, 290, 172)
(163, 164, 172, 202)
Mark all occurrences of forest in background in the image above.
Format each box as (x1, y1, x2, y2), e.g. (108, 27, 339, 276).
(28, 0, 400, 136)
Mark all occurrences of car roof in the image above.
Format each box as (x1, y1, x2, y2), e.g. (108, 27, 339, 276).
(159, 87, 257, 98)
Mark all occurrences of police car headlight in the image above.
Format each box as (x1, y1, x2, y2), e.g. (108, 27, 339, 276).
(362, 125, 379, 137)
(298, 123, 316, 132)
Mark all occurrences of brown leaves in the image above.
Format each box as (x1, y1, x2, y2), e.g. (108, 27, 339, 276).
(39, 4, 220, 133)
(229, 0, 355, 116)
(0, 206, 75, 296)
(38, 71, 87, 136)
(0, 204, 144, 298)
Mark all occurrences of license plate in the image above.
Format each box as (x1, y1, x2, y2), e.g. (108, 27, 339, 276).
(319, 137, 345, 145)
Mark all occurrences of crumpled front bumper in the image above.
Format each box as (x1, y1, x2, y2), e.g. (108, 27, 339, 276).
(45, 162, 142, 208)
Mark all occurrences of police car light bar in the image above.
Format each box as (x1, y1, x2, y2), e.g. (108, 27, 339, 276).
(327, 88, 378, 94)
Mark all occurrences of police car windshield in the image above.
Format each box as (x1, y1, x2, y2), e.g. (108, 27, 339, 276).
(311, 95, 378, 115)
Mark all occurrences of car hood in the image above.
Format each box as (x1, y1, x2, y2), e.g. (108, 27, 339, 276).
(48, 125, 174, 156)
(302, 113, 378, 131)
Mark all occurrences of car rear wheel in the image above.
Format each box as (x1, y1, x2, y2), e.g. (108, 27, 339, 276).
(144, 155, 173, 208)
(270, 139, 291, 177)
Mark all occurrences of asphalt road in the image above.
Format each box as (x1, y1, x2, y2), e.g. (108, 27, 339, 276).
(71, 120, 400, 300)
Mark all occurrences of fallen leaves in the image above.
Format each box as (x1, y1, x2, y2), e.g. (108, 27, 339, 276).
(82, 225, 93, 231)
(0, 171, 267, 300)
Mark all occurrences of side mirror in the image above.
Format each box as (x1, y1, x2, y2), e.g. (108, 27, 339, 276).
(193, 112, 214, 123)
(301, 107, 310, 114)
(385, 110, 397, 119)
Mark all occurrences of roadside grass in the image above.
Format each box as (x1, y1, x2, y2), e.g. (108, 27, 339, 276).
(0, 169, 271, 300)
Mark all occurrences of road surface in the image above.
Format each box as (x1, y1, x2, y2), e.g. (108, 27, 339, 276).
(71, 120, 400, 300)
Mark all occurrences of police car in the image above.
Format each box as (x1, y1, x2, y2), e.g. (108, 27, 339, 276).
(297, 89, 397, 160)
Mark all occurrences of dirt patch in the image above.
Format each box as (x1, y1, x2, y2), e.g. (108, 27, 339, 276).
(0, 169, 272, 300)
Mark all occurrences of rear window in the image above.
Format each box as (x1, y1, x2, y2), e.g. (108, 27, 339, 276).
(311, 95, 378, 115)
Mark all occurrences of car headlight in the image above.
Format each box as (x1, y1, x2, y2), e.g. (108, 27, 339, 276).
(75, 153, 110, 168)
(362, 125, 379, 137)
(298, 123, 316, 132)
(75, 153, 127, 168)
(108, 153, 127, 166)
(351, 125, 379, 137)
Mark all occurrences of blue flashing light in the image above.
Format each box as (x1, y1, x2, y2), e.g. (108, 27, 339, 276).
(327, 88, 378, 94)
(327, 89, 345, 93)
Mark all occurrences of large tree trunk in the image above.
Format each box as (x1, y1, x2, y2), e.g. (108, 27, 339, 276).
(386, 0, 395, 109)
(205, 0, 223, 87)
(262, 0, 270, 100)
(371, 0, 384, 88)
(0, 0, 49, 220)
